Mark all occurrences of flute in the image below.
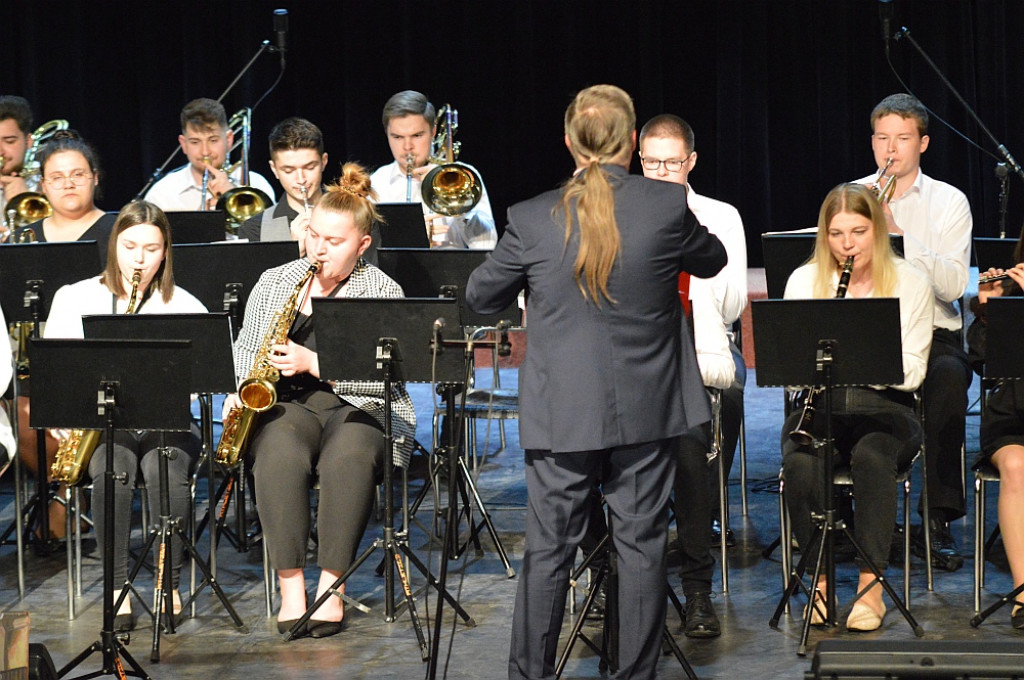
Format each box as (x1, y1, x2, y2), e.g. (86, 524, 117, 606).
(978, 272, 1014, 285)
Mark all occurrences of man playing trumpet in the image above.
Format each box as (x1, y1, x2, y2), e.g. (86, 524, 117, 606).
(854, 93, 972, 573)
(144, 98, 274, 213)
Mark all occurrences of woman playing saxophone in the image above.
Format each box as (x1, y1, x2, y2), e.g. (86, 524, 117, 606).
(225, 163, 415, 639)
(43, 200, 207, 631)
(781, 183, 933, 632)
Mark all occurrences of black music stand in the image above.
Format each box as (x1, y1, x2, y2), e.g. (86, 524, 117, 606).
(287, 298, 473, 663)
(761, 232, 904, 299)
(30, 338, 190, 680)
(376, 203, 431, 248)
(171, 242, 297, 556)
(0, 242, 101, 560)
(82, 313, 245, 660)
(376, 248, 522, 327)
(971, 297, 1024, 628)
(753, 298, 924, 655)
(165, 211, 228, 244)
(973, 236, 1018, 273)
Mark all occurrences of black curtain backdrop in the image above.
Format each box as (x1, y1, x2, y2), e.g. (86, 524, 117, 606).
(6, 0, 1024, 265)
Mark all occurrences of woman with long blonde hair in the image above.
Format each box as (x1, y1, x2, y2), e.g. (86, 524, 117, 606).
(782, 182, 933, 631)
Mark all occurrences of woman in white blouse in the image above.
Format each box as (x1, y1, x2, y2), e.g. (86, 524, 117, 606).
(781, 182, 933, 632)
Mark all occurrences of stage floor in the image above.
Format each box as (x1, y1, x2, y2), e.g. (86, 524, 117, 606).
(2, 371, 1020, 679)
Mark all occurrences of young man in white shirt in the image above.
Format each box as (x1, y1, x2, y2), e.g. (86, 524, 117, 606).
(369, 90, 496, 249)
(854, 93, 973, 572)
(638, 113, 748, 638)
(144, 98, 274, 213)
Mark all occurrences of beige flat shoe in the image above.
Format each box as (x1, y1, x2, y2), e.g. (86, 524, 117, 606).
(846, 601, 886, 631)
(804, 589, 829, 627)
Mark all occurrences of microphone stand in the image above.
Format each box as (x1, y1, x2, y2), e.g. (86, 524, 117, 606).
(996, 163, 1009, 239)
(134, 41, 284, 200)
(893, 26, 1024, 184)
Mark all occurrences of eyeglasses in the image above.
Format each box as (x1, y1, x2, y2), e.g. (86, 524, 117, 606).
(44, 170, 94, 188)
(639, 155, 690, 173)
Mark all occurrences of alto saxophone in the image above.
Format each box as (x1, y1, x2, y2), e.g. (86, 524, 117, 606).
(216, 260, 321, 467)
(51, 269, 143, 485)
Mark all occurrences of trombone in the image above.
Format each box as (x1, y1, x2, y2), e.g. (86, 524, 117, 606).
(421, 105, 482, 217)
(217, 107, 273, 233)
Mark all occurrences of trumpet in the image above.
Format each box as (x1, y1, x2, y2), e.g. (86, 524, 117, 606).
(789, 255, 855, 446)
(405, 153, 414, 203)
(199, 155, 213, 210)
(872, 157, 897, 204)
(300, 183, 310, 213)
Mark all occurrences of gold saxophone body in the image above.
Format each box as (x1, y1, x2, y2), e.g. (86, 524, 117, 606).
(51, 270, 143, 485)
(216, 260, 321, 467)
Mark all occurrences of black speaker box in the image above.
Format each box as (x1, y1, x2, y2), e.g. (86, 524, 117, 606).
(806, 640, 1024, 679)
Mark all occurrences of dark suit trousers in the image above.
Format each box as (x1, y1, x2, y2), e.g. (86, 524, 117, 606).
(509, 439, 676, 680)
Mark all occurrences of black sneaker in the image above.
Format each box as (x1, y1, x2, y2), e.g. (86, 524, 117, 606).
(911, 518, 964, 572)
(683, 591, 721, 639)
(584, 579, 607, 621)
(710, 520, 736, 548)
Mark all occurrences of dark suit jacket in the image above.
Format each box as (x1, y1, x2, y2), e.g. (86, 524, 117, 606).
(466, 165, 727, 453)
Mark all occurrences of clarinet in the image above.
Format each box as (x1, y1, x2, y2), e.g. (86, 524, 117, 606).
(789, 256, 855, 446)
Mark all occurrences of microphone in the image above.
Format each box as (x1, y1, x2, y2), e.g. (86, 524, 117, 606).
(273, 9, 288, 64)
(879, 0, 895, 55)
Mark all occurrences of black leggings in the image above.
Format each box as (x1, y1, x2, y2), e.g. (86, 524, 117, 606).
(88, 428, 199, 589)
(250, 390, 385, 572)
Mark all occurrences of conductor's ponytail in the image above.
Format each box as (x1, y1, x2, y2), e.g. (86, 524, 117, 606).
(557, 85, 635, 306)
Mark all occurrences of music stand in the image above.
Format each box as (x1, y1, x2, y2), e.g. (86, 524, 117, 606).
(82, 313, 245, 660)
(376, 203, 431, 248)
(376, 248, 522, 327)
(761, 232, 903, 299)
(171, 241, 296, 338)
(972, 236, 1018, 273)
(30, 338, 191, 680)
(165, 211, 228, 244)
(971, 297, 1024, 627)
(285, 298, 473, 663)
(0, 242, 102, 566)
(752, 298, 924, 655)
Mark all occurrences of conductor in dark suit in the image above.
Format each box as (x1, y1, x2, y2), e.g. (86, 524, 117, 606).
(466, 84, 727, 680)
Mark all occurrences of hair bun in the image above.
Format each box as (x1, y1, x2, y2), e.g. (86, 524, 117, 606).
(51, 129, 80, 142)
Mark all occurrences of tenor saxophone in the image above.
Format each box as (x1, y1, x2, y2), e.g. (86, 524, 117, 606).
(51, 270, 143, 485)
(215, 260, 321, 467)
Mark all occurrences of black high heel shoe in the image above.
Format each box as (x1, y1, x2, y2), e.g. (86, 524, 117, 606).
(277, 618, 309, 636)
(114, 611, 136, 632)
(1011, 602, 1024, 631)
(307, 619, 343, 639)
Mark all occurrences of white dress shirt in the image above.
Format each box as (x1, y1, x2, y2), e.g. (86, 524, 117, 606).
(370, 160, 497, 249)
(784, 258, 934, 392)
(855, 169, 971, 331)
(43, 277, 207, 339)
(144, 164, 276, 213)
(687, 186, 748, 326)
(0, 306, 14, 462)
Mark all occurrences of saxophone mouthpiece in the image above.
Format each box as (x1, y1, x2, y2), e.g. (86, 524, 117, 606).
(132, 269, 142, 283)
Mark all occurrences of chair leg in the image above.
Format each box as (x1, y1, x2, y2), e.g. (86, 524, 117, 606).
(902, 477, 911, 608)
(974, 473, 984, 613)
(739, 410, 749, 517)
(65, 485, 75, 620)
(263, 537, 274, 618)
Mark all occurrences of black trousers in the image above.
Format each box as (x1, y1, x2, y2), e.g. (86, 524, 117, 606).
(250, 390, 385, 572)
(89, 427, 199, 588)
(781, 388, 919, 570)
(922, 328, 972, 521)
(509, 440, 676, 680)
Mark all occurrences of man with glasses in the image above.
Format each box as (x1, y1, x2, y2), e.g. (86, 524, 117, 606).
(853, 93, 972, 572)
(638, 113, 748, 638)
